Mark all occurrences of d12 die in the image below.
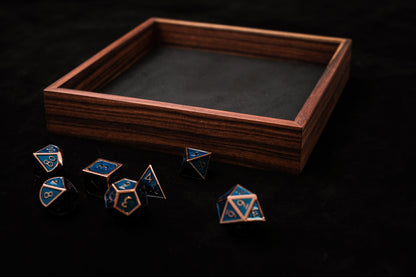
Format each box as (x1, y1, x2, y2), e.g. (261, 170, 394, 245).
(104, 178, 147, 216)
(82, 159, 122, 198)
(138, 164, 166, 199)
(39, 176, 79, 215)
(179, 147, 211, 180)
(217, 184, 265, 224)
(33, 144, 64, 177)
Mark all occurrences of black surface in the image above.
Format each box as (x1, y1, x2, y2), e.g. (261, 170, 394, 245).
(100, 46, 326, 120)
(1, 1, 415, 276)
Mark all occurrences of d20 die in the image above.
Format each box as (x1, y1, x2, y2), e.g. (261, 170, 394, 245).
(33, 144, 63, 177)
(179, 147, 211, 180)
(82, 159, 122, 198)
(138, 164, 166, 199)
(104, 178, 147, 216)
(39, 176, 79, 215)
(217, 184, 265, 224)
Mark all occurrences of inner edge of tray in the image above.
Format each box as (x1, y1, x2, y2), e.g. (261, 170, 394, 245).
(45, 17, 348, 129)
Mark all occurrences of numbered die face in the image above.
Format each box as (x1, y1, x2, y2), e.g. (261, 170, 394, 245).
(115, 191, 140, 216)
(180, 147, 212, 180)
(33, 144, 63, 173)
(85, 159, 121, 177)
(39, 177, 66, 207)
(83, 159, 123, 198)
(39, 177, 79, 215)
(138, 165, 166, 199)
(104, 179, 142, 216)
(217, 184, 265, 224)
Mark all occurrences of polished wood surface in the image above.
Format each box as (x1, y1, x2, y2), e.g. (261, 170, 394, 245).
(44, 18, 351, 173)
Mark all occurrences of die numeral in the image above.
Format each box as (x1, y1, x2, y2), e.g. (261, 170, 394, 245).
(144, 172, 152, 183)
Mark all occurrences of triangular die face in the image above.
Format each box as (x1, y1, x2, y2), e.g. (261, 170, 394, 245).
(221, 201, 242, 223)
(45, 177, 65, 189)
(232, 197, 254, 218)
(37, 144, 59, 153)
(247, 200, 265, 221)
(34, 153, 60, 172)
(139, 165, 165, 199)
(231, 185, 252, 196)
(186, 148, 209, 160)
(189, 155, 210, 179)
(39, 185, 64, 207)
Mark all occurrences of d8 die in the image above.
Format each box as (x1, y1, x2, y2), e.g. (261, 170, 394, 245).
(179, 147, 211, 180)
(82, 159, 122, 198)
(39, 176, 79, 215)
(104, 178, 147, 216)
(33, 144, 63, 178)
(138, 164, 166, 199)
(217, 184, 265, 224)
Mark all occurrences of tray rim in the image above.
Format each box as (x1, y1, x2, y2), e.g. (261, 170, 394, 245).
(45, 17, 350, 129)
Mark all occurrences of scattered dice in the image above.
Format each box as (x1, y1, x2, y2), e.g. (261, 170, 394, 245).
(82, 159, 122, 197)
(217, 184, 265, 224)
(179, 147, 211, 180)
(104, 178, 147, 216)
(39, 176, 79, 215)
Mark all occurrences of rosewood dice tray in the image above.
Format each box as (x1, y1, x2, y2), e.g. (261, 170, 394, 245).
(44, 18, 351, 173)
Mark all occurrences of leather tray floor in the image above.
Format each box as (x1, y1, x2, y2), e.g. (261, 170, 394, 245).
(99, 46, 326, 120)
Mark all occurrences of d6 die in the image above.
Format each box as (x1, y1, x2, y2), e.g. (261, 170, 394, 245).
(33, 144, 63, 178)
(82, 159, 122, 197)
(179, 147, 211, 180)
(104, 178, 147, 216)
(217, 184, 265, 224)
(39, 176, 79, 215)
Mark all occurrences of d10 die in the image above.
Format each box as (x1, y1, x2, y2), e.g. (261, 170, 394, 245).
(82, 159, 122, 198)
(104, 178, 147, 216)
(33, 144, 63, 177)
(138, 164, 166, 199)
(217, 184, 265, 224)
(39, 176, 79, 215)
(179, 147, 211, 180)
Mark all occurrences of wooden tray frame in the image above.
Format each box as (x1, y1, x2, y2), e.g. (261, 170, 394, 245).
(44, 18, 351, 173)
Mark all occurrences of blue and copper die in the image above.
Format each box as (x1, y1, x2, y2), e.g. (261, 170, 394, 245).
(33, 144, 63, 177)
(104, 178, 147, 216)
(82, 158, 122, 198)
(39, 176, 79, 215)
(217, 184, 265, 224)
(179, 147, 212, 180)
(138, 164, 166, 199)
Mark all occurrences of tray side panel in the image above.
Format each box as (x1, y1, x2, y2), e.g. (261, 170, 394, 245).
(155, 19, 340, 64)
(44, 90, 303, 173)
(298, 39, 352, 170)
(60, 19, 157, 92)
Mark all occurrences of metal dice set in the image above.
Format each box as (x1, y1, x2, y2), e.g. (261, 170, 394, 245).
(34, 144, 265, 223)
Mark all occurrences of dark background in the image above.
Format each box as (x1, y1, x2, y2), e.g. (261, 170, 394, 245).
(1, 0, 415, 276)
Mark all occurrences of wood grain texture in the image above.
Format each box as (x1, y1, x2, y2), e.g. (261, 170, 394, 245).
(44, 18, 351, 173)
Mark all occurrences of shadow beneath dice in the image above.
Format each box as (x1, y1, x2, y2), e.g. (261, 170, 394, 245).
(221, 221, 269, 239)
(105, 206, 153, 226)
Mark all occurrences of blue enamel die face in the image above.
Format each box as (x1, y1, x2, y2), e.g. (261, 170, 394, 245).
(115, 192, 140, 215)
(138, 165, 166, 199)
(39, 177, 66, 207)
(114, 179, 137, 191)
(104, 179, 142, 216)
(33, 144, 63, 173)
(184, 147, 211, 179)
(217, 184, 265, 224)
(88, 160, 118, 175)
